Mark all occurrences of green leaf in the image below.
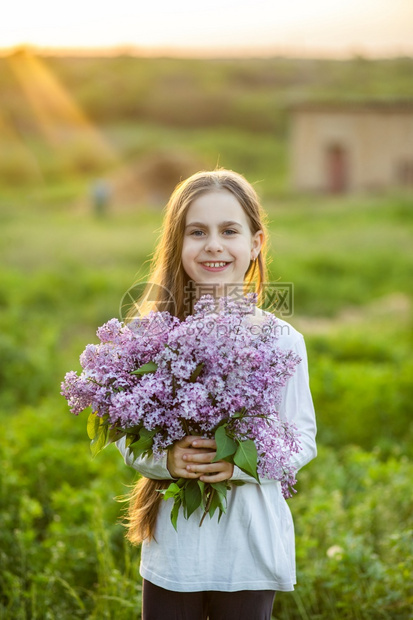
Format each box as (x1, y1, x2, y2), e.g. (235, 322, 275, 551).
(208, 489, 221, 519)
(159, 480, 185, 532)
(87, 412, 100, 440)
(125, 433, 137, 448)
(197, 480, 205, 507)
(189, 362, 204, 382)
(184, 480, 202, 518)
(210, 481, 228, 498)
(131, 361, 158, 375)
(213, 425, 237, 462)
(234, 439, 260, 482)
(159, 482, 183, 501)
(90, 421, 108, 457)
(128, 427, 156, 459)
(170, 498, 181, 532)
(207, 485, 228, 521)
(107, 427, 124, 444)
(231, 407, 247, 420)
(124, 424, 144, 435)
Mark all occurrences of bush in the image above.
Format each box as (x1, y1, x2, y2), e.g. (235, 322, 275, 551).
(274, 445, 413, 619)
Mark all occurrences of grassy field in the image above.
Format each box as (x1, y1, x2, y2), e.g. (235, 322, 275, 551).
(1, 187, 412, 619)
(0, 52, 413, 619)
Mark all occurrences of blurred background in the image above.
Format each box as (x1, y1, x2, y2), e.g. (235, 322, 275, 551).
(0, 1, 412, 618)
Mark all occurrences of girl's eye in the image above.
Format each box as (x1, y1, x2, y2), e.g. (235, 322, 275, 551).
(190, 229, 237, 236)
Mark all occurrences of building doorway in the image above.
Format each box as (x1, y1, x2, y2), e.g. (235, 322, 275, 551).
(397, 160, 413, 187)
(326, 144, 349, 194)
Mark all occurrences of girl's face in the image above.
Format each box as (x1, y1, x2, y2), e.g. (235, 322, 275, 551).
(182, 189, 264, 298)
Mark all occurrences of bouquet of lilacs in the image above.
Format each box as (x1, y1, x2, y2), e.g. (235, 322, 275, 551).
(61, 293, 302, 529)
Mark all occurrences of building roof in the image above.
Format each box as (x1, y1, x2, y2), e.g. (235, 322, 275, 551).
(289, 99, 413, 114)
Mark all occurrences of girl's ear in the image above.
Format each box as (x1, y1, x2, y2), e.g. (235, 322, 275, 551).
(251, 229, 264, 259)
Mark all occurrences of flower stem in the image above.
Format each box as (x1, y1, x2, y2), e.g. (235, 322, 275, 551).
(199, 488, 215, 527)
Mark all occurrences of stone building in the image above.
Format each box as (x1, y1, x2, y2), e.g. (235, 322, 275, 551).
(289, 101, 413, 193)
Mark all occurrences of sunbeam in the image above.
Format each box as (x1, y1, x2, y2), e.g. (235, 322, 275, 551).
(7, 49, 117, 165)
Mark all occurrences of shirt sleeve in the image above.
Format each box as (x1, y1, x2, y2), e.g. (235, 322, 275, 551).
(116, 435, 174, 480)
(230, 328, 317, 483)
(278, 332, 317, 472)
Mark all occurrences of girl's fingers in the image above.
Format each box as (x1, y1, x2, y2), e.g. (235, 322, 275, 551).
(192, 438, 216, 449)
(180, 470, 201, 479)
(183, 451, 216, 463)
(199, 473, 227, 483)
(200, 464, 233, 482)
(176, 435, 201, 448)
(186, 462, 228, 474)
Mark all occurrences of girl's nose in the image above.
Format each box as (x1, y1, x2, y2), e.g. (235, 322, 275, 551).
(204, 235, 224, 253)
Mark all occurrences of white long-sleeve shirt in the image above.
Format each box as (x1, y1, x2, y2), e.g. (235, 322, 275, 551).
(116, 316, 317, 592)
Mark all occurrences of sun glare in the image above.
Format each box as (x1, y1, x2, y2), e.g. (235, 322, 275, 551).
(7, 50, 116, 159)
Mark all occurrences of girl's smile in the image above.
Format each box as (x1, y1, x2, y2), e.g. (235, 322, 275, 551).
(182, 189, 263, 295)
(200, 261, 232, 272)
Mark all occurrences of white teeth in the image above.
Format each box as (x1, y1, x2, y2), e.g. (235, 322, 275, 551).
(202, 262, 228, 268)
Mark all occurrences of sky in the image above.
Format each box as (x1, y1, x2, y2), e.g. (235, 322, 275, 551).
(1, 0, 413, 57)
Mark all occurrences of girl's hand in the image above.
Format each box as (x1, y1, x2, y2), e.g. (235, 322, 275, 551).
(167, 436, 234, 483)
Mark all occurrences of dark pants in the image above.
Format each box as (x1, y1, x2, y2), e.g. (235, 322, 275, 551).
(142, 579, 276, 620)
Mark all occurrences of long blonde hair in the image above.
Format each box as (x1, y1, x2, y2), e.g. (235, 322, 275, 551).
(124, 168, 270, 544)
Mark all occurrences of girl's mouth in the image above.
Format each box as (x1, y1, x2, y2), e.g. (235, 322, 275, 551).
(200, 261, 231, 272)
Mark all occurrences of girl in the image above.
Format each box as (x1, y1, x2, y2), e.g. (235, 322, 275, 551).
(116, 169, 317, 620)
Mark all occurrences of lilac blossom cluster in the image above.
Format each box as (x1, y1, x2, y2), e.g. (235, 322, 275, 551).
(61, 293, 302, 497)
(61, 311, 179, 416)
